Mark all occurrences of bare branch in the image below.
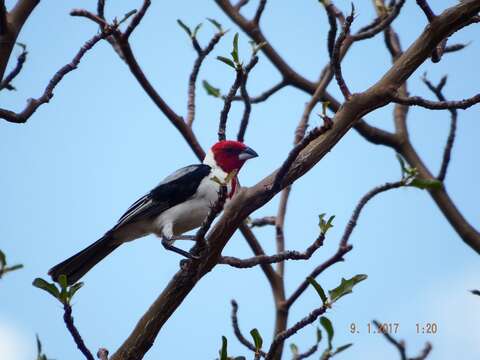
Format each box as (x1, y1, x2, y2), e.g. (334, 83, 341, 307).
(123, 0, 151, 40)
(272, 118, 333, 193)
(237, 55, 258, 142)
(97, 0, 105, 19)
(331, 6, 354, 99)
(0, 44, 27, 91)
(235, 0, 250, 11)
(351, 0, 406, 41)
(0, 26, 116, 124)
(265, 305, 327, 360)
(416, 0, 435, 22)
(187, 31, 224, 127)
(420, 75, 457, 181)
(391, 93, 480, 110)
(218, 68, 243, 141)
(253, 0, 267, 25)
(232, 79, 287, 103)
(231, 300, 267, 357)
(63, 304, 95, 360)
(250, 216, 276, 227)
(219, 233, 324, 268)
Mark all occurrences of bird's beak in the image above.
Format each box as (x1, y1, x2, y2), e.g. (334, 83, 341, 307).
(238, 146, 259, 160)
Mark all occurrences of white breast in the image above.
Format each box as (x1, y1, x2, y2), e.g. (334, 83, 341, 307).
(153, 172, 230, 238)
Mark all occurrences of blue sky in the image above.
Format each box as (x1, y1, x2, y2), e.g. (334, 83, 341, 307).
(1, 1, 479, 359)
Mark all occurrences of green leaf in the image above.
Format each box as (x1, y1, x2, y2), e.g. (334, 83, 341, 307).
(307, 277, 328, 305)
(33, 278, 60, 300)
(410, 178, 442, 190)
(202, 80, 221, 97)
(250, 328, 263, 351)
(193, 23, 202, 38)
(217, 56, 235, 69)
(470, 289, 480, 296)
(316, 327, 322, 344)
(333, 343, 353, 355)
(3, 264, 24, 275)
(328, 274, 368, 303)
(58, 274, 68, 289)
(231, 33, 239, 64)
(320, 316, 334, 350)
(319, 213, 335, 234)
(219, 336, 228, 360)
(207, 18, 223, 32)
(68, 282, 84, 299)
(177, 19, 192, 37)
(290, 343, 299, 355)
(0, 250, 5, 267)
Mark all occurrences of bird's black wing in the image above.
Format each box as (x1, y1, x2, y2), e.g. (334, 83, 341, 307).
(112, 164, 211, 229)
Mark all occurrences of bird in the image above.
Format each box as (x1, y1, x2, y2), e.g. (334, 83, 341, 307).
(48, 140, 258, 284)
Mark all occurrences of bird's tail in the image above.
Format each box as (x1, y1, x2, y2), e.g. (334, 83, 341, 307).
(48, 235, 120, 285)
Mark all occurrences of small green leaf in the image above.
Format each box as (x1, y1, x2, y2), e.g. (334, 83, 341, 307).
(219, 336, 228, 360)
(328, 274, 368, 303)
(410, 178, 442, 190)
(316, 327, 322, 344)
(202, 80, 221, 97)
(250, 328, 263, 351)
(320, 316, 334, 350)
(470, 289, 480, 296)
(33, 278, 60, 300)
(177, 19, 192, 37)
(193, 23, 202, 38)
(307, 277, 328, 305)
(231, 33, 239, 64)
(290, 343, 299, 355)
(3, 264, 23, 273)
(333, 343, 353, 355)
(0, 250, 5, 267)
(68, 282, 84, 299)
(207, 18, 223, 32)
(58, 274, 68, 289)
(217, 56, 235, 69)
(322, 101, 330, 117)
(319, 213, 335, 234)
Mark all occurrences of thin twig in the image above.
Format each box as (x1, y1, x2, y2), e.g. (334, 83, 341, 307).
(272, 118, 333, 193)
(295, 344, 319, 360)
(231, 300, 267, 357)
(351, 0, 406, 41)
(237, 55, 258, 142)
(187, 31, 224, 127)
(250, 216, 276, 227)
(123, 0, 150, 40)
(97, 0, 105, 19)
(340, 180, 405, 247)
(63, 304, 95, 360)
(391, 93, 480, 110)
(231, 79, 287, 103)
(0, 44, 27, 91)
(265, 305, 327, 360)
(331, 5, 354, 99)
(416, 0, 435, 22)
(235, 0, 250, 11)
(420, 75, 457, 182)
(0, 26, 116, 123)
(253, 0, 267, 25)
(219, 233, 324, 268)
(218, 68, 243, 141)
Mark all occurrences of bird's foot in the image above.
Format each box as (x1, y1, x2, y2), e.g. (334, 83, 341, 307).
(161, 237, 200, 260)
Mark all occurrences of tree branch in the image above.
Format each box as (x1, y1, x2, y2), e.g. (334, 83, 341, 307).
(0, 26, 116, 123)
(63, 304, 95, 360)
(230, 300, 267, 357)
(0, 43, 27, 91)
(219, 233, 324, 268)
